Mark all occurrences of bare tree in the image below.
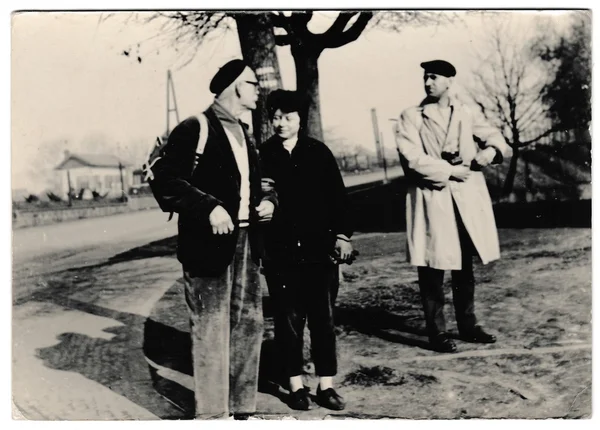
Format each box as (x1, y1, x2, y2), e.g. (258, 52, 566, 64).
(118, 11, 461, 142)
(466, 15, 556, 195)
(271, 11, 373, 140)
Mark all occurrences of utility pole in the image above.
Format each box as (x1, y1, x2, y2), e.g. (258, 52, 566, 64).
(66, 170, 73, 207)
(118, 161, 125, 202)
(370, 108, 383, 168)
(380, 131, 388, 184)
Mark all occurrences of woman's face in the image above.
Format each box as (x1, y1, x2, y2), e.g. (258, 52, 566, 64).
(272, 109, 301, 139)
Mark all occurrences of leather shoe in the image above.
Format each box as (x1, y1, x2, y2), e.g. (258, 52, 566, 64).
(460, 325, 497, 343)
(287, 387, 313, 411)
(316, 387, 346, 411)
(430, 333, 457, 353)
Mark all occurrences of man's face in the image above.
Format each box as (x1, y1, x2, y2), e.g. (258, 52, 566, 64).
(272, 109, 301, 140)
(424, 72, 452, 98)
(236, 68, 260, 110)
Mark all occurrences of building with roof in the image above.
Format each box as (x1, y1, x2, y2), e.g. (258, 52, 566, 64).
(54, 151, 133, 199)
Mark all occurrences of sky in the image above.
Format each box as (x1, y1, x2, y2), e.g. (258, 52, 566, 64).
(11, 10, 576, 193)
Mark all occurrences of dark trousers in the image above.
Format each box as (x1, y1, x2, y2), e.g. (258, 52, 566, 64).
(418, 207, 478, 338)
(183, 229, 263, 419)
(265, 263, 338, 378)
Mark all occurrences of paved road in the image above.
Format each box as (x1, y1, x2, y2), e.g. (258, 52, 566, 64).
(343, 166, 403, 189)
(13, 167, 403, 264)
(12, 209, 177, 265)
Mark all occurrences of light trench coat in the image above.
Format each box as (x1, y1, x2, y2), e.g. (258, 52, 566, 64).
(395, 98, 512, 270)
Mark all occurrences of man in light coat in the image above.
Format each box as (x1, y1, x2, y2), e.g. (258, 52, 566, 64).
(395, 59, 512, 353)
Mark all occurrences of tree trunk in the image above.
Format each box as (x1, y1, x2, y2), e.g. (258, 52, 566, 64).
(503, 146, 519, 196)
(292, 46, 324, 141)
(234, 13, 283, 145)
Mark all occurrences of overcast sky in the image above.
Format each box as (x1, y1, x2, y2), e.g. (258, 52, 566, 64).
(11, 10, 574, 192)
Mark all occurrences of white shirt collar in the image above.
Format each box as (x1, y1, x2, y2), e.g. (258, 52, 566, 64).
(282, 136, 298, 154)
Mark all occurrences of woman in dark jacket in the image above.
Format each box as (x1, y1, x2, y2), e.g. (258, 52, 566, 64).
(260, 90, 354, 411)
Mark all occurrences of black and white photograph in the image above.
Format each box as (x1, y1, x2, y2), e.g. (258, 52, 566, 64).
(9, 4, 593, 422)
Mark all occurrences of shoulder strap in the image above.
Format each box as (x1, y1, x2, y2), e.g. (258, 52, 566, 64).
(197, 112, 209, 154)
(192, 112, 209, 175)
(166, 113, 209, 223)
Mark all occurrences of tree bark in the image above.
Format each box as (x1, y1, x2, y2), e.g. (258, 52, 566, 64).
(234, 13, 283, 145)
(292, 46, 324, 141)
(503, 146, 519, 196)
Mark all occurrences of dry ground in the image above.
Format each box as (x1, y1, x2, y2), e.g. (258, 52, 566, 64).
(12, 228, 591, 420)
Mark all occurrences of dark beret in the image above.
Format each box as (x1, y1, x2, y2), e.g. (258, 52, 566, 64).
(267, 89, 308, 117)
(420, 60, 456, 77)
(209, 59, 248, 95)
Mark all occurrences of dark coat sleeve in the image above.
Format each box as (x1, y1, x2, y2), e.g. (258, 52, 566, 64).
(151, 117, 222, 219)
(322, 144, 353, 238)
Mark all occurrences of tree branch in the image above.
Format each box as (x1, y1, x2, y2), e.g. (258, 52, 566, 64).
(517, 99, 546, 129)
(290, 10, 313, 28)
(275, 34, 291, 46)
(270, 11, 289, 29)
(324, 11, 373, 49)
(322, 11, 356, 38)
(519, 127, 558, 147)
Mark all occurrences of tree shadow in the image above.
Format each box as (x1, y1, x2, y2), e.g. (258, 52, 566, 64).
(141, 279, 292, 416)
(33, 293, 189, 419)
(66, 235, 179, 272)
(334, 305, 434, 351)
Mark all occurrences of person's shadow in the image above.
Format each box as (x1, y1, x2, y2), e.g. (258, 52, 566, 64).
(142, 278, 292, 417)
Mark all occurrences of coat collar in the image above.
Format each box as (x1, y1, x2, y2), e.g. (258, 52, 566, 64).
(420, 96, 461, 121)
(269, 133, 314, 154)
(419, 96, 464, 151)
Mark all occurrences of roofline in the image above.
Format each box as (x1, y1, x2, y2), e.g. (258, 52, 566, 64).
(54, 155, 132, 170)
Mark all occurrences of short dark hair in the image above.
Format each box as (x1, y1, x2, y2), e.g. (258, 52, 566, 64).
(267, 90, 307, 118)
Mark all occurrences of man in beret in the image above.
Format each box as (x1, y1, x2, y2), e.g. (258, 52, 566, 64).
(152, 59, 277, 418)
(394, 59, 512, 353)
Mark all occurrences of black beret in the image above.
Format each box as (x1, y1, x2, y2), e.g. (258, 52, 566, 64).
(420, 60, 456, 77)
(209, 59, 248, 95)
(267, 89, 308, 117)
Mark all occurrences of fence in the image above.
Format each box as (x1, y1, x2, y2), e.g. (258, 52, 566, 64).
(335, 154, 401, 173)
(12, 195, 160, 229)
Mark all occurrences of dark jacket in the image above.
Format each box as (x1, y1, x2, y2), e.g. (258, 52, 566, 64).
(260, 134, 353, 265)
(151, 106, 277, 276)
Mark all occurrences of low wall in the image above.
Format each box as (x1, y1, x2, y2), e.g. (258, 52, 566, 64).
(126, 196, 160, 211)
(12, 196, 160, 229)
(12, 179, 591, 230)
(350, 178, 592, 232)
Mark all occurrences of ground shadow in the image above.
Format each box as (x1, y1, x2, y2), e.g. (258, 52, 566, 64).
(334, 305, 433, 351)
(33, 293, 189, 419)
(66, 235, 179, 273)
(142, 279, 293, 416)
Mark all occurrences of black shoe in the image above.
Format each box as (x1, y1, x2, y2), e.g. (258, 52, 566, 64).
(430, 333, 458, 353)
(233, 413, 253, 420)
(316, 386, 346, 411)
(287, 387, 313, 411)
(460, 325, 497, 344)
